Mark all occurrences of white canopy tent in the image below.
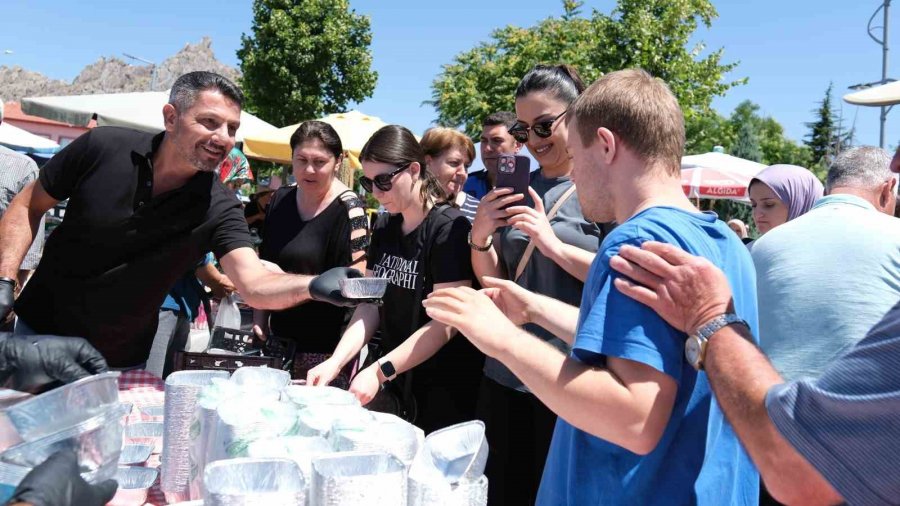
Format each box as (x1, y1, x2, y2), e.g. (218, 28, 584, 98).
(21, 91, 276, 142)
(0, 122, 60, 155)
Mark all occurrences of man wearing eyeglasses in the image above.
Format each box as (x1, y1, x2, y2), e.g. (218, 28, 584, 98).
(425, 69, 759, 505)
(463, 111, 522, 200)
(0, 71, 358, 369)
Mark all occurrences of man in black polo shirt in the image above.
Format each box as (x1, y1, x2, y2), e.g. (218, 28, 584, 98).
(0, 71, 354, 368)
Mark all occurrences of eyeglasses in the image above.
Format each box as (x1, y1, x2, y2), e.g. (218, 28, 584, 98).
(508, 110, 567, 143)
(359, 163, 412, 193)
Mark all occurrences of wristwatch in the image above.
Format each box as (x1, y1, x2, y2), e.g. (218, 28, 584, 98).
(685, 313, 749, 371)
(378, 359, 397, 382)
(468, 231, 493, 252)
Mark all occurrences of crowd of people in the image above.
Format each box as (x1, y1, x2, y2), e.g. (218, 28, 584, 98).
(0, 65, 898, 506)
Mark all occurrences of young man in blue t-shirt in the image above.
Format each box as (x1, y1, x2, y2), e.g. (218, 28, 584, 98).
(424, 69, 759, 504)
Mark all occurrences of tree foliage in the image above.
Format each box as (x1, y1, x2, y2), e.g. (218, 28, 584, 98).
(804, 82, 852, 177)
(731, 121, 762, 162)
(430, 0, 745, 137)
(238, 0, 378, 126)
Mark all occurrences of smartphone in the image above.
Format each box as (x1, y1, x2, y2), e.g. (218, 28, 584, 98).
(495, 154, 531, 207)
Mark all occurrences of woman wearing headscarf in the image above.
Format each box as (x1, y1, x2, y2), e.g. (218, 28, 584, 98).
(748, 164, 824, 238)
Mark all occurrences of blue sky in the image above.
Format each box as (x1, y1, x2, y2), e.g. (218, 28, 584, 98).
(2, 1, 897, 150)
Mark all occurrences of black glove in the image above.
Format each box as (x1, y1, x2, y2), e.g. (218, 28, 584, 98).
(309, 267, 365, 307)
(0, 278, 13, 324)
(9, 449, 117, 506)
(0, 334, 109, 393)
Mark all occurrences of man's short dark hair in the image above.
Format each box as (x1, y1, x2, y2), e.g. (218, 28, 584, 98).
(482, 111, 517, 131)
(169, 71, 244, 112)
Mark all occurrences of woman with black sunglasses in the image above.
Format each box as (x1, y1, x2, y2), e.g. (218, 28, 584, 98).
(307, 125, 483, 434)
(468, 64, 611, 505)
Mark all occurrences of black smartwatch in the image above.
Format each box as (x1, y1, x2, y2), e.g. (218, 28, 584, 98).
(379, 359, 397, 381)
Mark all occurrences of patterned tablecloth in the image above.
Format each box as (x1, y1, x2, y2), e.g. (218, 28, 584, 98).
(118, 369, 167, 505)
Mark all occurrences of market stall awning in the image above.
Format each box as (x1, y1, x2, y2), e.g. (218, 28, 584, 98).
(843, 80, 900, 106)
(21, 91, 276, 142)
(242, 110, 389, 168)
(681, 152, 767, 202)
(0, 122, 60, 155)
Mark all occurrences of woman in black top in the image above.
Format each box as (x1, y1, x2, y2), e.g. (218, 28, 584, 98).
(307, 125, 483, 433)
(254, 121, 368, 384)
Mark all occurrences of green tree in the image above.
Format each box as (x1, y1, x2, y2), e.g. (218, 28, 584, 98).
(430, 0, 745, 137)
(731, 121, 762, 162)
(238, 0, 378, 126)
(805, 82, 851, 177)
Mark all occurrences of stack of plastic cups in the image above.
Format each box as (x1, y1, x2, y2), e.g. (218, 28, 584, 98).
(160, 370, 230, 503)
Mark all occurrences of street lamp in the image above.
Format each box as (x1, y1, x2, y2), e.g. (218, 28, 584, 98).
(849, 1, 893, 148)
(122, 52, 158, 92)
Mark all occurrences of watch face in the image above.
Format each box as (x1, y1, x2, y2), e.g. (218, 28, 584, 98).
(685, 336, 702, 367)
(380, 360, 396, 379)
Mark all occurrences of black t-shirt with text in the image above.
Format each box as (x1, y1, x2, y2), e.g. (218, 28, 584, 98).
(14, 127, 253, 367)
(367, 205, 484, 426)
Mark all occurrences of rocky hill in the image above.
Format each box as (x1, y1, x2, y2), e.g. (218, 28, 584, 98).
(0, 37, 240, 101)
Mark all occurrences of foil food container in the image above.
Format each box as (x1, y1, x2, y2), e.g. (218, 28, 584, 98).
(339, 278, 388, 299)
(204, 457, 306, 506)
(214, 396, 299, 459)
(230, 366, 291, 390)
(296, 405, 372, 438)
(161, 370, 230, 502)
(1, 371, 120, 441)
(413, 420, 488, 484)
(281, 385, 360, 409)
(108, 466, 159, 506)
(408, 473, 488, 506)
(310, 451, 407, 506)
(247, 435, 333, 478)
(331, 413, 422, 465)
(0, 462, 30, 504)
(125, 422, 164, 454)
(0, 401, 127, 483)
(119, 443, 154, 466)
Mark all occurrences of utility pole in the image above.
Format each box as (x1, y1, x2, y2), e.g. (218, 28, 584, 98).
(879, 1, 891, 148)
(123, 53, 158, 92)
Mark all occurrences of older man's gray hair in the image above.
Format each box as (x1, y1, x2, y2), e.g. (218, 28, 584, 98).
(826, 146, 893, 192)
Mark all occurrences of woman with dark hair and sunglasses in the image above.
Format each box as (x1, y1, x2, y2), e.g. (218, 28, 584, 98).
(307, 125, 483, 433)
(253, 120, 369, 385)
(468, 64, 610, 505)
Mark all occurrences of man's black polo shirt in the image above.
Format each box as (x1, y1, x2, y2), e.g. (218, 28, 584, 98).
(14, 127, 253, 367)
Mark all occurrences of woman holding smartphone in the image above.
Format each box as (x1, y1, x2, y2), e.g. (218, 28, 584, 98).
(307, 125, 483, 434)
(468, 64, 610, 505)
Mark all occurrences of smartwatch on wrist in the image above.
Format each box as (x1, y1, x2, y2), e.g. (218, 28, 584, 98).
(468, 231, 493, 252)
(685, 313, 749, 370)
(378, 359, 397, 382)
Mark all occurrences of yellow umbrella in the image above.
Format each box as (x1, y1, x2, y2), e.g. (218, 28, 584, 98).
(242, 110, 388, 169)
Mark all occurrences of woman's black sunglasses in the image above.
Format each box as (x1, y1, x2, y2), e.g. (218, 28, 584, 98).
(359, 163, 412, 193)
(508, 110, 567, 144)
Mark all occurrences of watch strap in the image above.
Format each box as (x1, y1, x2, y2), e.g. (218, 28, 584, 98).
(467, 231, 493, 252)
(694, 313, 748, 341)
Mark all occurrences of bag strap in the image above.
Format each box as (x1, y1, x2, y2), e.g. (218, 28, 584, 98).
(513, 184, 577, 281)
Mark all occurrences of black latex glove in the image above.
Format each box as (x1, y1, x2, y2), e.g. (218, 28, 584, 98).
(9, 449, 117, 506)
(0, 334, 108, 393)
(309, 267, 365, 307)
(0, 279, 13, 324)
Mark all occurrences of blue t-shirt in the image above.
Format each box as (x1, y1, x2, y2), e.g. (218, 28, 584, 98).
(537, 207, 760, 506)
(462, 170, 491, 200)
(160, 253, 213, 321)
